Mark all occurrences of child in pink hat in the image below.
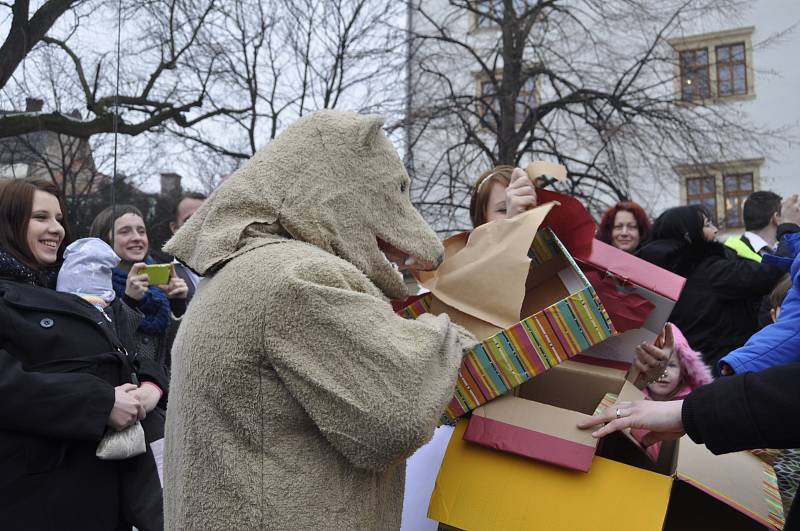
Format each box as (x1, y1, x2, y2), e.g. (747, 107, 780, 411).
(636, 323, 713, 461)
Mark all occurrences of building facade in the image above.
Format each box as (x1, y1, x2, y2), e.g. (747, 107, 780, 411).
(404, 1, 800, 234)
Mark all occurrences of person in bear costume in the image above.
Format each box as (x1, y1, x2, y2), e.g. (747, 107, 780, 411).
(162, 111, 476, 530)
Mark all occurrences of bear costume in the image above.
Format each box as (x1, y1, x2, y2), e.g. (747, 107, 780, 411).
(162, 111, 476, 530)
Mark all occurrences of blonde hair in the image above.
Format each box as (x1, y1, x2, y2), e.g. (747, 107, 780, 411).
(469, 165, 515, 227)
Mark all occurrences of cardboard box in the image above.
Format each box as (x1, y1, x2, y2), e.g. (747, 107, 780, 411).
(429, 421, 674, 531)
(463, 359, 640, 472)
(574, 238, 686, 367)
(400, 212, 617, 423)
(597, 429, 784, 530)
(429, 360, 785, 530)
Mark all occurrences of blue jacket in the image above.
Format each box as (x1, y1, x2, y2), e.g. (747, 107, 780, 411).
(720, 232, 800, 373)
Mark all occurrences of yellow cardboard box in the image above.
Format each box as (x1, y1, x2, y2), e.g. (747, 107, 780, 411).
(429, 361, 784, 530)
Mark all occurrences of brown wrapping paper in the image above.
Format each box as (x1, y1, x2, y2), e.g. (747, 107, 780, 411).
(418, 203, 556, 336)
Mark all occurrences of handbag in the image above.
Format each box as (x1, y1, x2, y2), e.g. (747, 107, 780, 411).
(96, 421, 146, 460)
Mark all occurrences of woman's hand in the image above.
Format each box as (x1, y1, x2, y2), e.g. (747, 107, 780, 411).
(505, 167, 537, 218)
(107, 383, 146, 431)
(158, 265, 188, 299)
(632, 323, 674, 388)
(128, 383, 161, 413)
(577, 399, 686, 446)
(125, 262, 149, 301)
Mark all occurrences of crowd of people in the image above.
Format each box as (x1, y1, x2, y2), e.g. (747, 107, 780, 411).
(0, 180, 206, 529)
(462, 163, 800, 528)
(0, 117, 798, 530)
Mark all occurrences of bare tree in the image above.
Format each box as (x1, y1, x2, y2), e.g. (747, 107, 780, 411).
(161, 0, 406, 178)
(0, 0, 225, 139)
(404, 0, 790, 232)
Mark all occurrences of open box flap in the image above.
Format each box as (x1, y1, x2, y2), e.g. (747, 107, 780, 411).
(577, 286, 676, 365)
(465, 395, 598, 472)
(418, 203, 555, 331)
(614, 381, 649, 451)
(461, 360, 631, 472)
(517, 359, 628, 413)
(577, 239, 685, 302)
(674, 436, 782, 528)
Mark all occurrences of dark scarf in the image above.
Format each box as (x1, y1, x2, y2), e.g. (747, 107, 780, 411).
(0, 246, 59, 288)
(111, 259, 172, 335)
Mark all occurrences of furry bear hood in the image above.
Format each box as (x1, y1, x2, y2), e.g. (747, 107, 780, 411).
(164, 111, 443, 299)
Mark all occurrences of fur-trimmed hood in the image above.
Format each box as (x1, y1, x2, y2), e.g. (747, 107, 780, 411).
(164, 111, 443, 299)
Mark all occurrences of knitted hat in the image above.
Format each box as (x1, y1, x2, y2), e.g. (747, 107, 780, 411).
(56, 238, 120, 303)
(670, 324, 713, 389)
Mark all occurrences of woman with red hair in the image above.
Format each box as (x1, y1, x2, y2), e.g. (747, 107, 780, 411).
(597, 201, 652, 253)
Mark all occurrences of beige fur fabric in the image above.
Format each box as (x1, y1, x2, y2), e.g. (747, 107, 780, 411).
(162, 111, 476, 530)
(164, 111, 444, 300)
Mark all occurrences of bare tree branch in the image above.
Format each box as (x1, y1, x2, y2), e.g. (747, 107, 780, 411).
(0, 0, 79, 90)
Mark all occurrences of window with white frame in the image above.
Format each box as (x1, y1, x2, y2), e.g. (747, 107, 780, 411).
(675, 159, 763, 229)
(723, 172, 754, 228)
(669, 27, 754, 102)
(679, 48, 711, 100)
(686, 176, 718, 223)
(716, 43, 747, 97)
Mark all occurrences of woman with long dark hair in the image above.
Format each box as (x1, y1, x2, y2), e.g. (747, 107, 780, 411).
(0, 179, 165, 529)
(637, 205, 784, 373)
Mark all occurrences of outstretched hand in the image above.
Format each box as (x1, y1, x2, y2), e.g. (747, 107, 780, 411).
(577, 399, 685, 446)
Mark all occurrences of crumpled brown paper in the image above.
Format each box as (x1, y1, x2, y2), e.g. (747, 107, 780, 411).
(417, 203, 556, 339)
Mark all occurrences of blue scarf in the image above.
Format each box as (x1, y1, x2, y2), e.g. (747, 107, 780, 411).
(111, 260, 171, 335)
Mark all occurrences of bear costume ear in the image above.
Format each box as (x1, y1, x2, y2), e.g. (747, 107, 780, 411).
(357, 114, 385, 150)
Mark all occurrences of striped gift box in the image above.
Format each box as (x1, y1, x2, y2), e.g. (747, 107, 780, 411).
(398, 228, 617, 424)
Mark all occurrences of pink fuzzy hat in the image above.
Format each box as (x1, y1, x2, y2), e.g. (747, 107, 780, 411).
(670, 324, 714, 389)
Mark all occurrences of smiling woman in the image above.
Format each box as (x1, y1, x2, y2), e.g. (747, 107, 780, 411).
(0, 180, 70, 280)
(26, 190, 66, 265)
(596, 201, 652, 253)
(90, 205, 186, 409)
(0, 179, 166, 529)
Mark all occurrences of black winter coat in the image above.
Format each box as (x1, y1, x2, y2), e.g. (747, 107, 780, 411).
(0, 278, 166, 530)
(683, 363, 800, 530)
(637, 239, 784, 373)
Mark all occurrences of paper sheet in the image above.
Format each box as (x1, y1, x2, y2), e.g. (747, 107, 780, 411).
(400, 425, 455, 531)
(419, 203, 555, 332)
